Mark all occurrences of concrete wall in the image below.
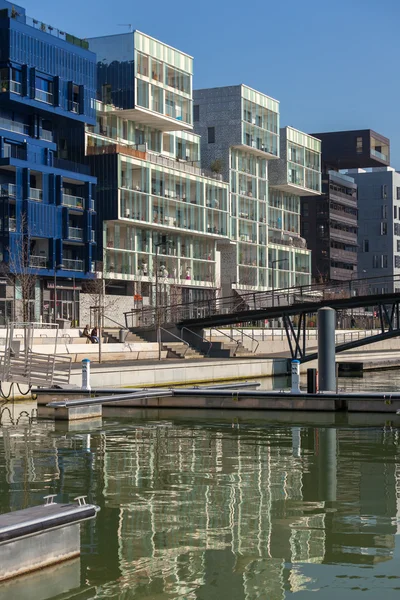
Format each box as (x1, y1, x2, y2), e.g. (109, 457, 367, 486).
(79, 293, 133, 328)
(69, 357, 288, 388)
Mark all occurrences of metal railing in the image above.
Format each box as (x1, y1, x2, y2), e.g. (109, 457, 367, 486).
(123, 274, 400, 328)
(62, 194, 84, 209)
(9, 80, 21, 94)
(35, 89, 53, 104)
(62, 258, 84, 271)
(29, 255, 47, 268)
(41, 129, 53, 142)
(0, 183, 16, 197)
(181, 327, 212, 357)
(210, 327, 241, 356)
(160, 327, 190, 357)
(29, 187, 42, 202)
(68, 227, 83, 240)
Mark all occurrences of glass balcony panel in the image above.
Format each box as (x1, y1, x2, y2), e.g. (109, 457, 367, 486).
(9, 217, 16, 231)
(62, 193, 84, 209)
(68, 226, 84, 240)
(0, 183, 16, 197)
(9, 80, 21, 94)
(62, 258, 84, 271)
(35, 89, 53, 104)
(29, 188, 42, 202)
(29, 255, 47, 268)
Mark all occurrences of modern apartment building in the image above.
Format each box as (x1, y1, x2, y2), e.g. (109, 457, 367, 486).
(300, 171, 358, 282)
(193, 86, 319, 295)
(301, 129, 390, 282)
(87, 32, 230, 312)
(345, 167, 400, 293)
(0, 0, 97, 323)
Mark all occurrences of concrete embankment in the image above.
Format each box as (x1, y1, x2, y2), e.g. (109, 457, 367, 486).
(68, 356, 288, 388)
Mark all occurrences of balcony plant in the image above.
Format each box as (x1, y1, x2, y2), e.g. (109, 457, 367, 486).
(210, 159, 223, 175)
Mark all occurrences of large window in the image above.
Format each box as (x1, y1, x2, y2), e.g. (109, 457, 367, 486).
(208, 127, 215, 144)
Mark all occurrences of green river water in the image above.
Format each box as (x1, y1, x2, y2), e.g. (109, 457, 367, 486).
(1, 371, 400, 599)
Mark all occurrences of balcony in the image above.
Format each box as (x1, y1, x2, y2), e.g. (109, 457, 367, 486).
(9, 217, 16, 232)
(0, 183, 16, 197)
(29, 255, 47, 269)
(329, 226, 357, 244)
(9, 80, 21, 94)
(29, 188, 42, 202)
(330, 247, 357, 264)
(41, 129, 53, 142)
(62, 193, 84, 209)
(62, 258, 84, 271)
(330, 207, 357, 225)
(371, 148, 388, 162)
(68, 227, 84, 241)
(35, 89, 53, 105)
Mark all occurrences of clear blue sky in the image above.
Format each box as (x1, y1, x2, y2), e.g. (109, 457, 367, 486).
(23, 0, 400, 168)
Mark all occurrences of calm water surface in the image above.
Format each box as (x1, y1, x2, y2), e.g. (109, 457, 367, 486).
(1, 373, 400, 599)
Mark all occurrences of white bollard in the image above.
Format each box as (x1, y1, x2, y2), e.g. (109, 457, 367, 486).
(291, 359, 301, 394)
(82, 358, 91, 391)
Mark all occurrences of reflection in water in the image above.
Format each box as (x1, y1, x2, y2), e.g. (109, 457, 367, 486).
(0, 413, 400, 598)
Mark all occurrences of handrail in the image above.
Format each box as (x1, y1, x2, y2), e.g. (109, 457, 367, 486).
(232, 328, 260, 353)
(160, 327, 190, 357)
(212, 328, 241, 356)
(181, 327, 212, 357)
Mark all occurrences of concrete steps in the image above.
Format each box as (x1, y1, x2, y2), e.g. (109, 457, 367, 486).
(163, 342, 204, 359)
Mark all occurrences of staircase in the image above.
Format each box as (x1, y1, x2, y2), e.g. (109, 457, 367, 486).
(102, 329, 149, 344)
(210, 339, 253, 357)
(163, 342, 205, 359)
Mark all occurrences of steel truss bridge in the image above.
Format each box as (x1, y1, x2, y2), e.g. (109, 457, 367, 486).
(125, 275, 400, 362)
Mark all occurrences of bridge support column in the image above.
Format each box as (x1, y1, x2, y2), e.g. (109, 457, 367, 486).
(318, 307, 336, 392)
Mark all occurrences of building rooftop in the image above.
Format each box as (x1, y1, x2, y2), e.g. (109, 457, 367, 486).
(0, 1, 89, 50)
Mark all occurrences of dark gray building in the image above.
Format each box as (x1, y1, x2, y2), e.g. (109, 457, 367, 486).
(346, 167, 400, 293)
(301, 129, 390, 283)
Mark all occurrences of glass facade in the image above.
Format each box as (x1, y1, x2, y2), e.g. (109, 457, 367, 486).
(241, 85, 279, 158)
(89, 31, 193, 130)
(87, 102, 228, 300)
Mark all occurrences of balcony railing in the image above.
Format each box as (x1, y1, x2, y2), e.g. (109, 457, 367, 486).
(91, 230, 96, 242)
(29, 255, 47, 268)
(62, 258, 84, 271)
(371, 148, 388, 162)
(0, 183, 16, 197)
(0, 115, 30, 135)
(62, 194, 84, 209)
(41, 129, 53, 142)
(71, 101, 80, 113)
(9, 80, 22, 94)
(68, 227, 84, 241)
(35, 89, 53, 104)
(9, 217, 16, 232)
(29, 188, 42, 202)
(89, 198, 95, 211)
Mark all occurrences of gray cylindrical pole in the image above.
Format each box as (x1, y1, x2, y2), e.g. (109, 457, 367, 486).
(318, 307, 336, 392)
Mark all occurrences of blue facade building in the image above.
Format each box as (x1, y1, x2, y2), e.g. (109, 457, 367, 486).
(0, 0, 96, 323)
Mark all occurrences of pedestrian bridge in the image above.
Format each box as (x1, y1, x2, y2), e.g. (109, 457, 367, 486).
(125, 275, 400, 362)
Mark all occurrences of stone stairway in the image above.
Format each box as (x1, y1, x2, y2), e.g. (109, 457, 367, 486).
(163, 342, 205, 359)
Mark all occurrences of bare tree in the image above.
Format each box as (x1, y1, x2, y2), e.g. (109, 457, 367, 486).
(7, 212, 37, 323)
(82, 270, 119, 363)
